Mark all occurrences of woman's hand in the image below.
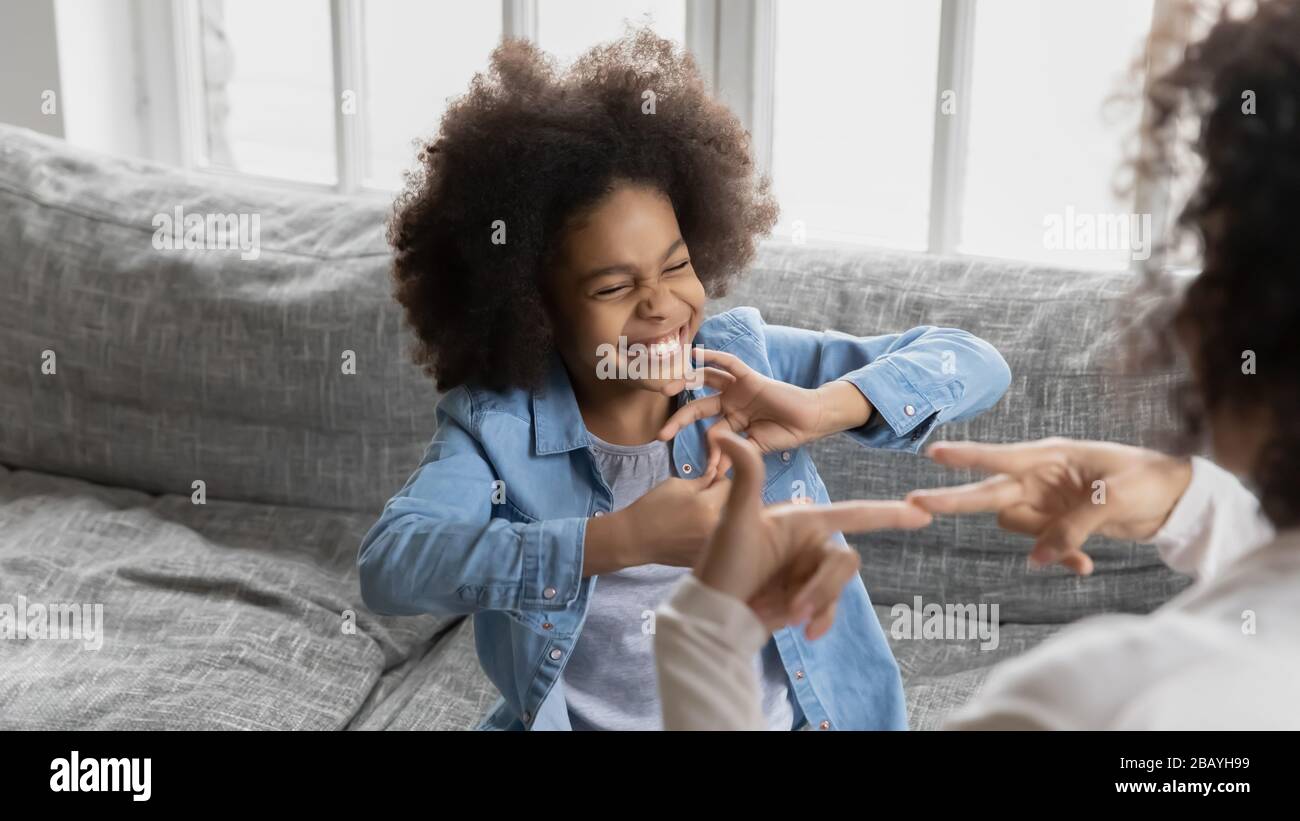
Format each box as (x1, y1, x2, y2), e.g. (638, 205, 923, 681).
(905, 438, 1194, 575)
(696, 432, 932, 638)
(656, 348, 873, 477)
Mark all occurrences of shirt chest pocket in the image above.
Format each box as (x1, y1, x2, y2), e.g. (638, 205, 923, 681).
(489, 485, 538, 524)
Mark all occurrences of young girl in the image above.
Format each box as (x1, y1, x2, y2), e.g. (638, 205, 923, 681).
(358, 28, 1010, 731)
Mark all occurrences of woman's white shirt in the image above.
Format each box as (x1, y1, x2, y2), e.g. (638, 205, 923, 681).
(946, 456, 1300, 730)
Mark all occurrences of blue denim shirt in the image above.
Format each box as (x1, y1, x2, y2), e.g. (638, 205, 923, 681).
(358, 306, 1010, 730)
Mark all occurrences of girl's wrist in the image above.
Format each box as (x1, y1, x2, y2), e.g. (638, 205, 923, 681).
(813, 380, 875, 439)
(583, 508, 639, 575)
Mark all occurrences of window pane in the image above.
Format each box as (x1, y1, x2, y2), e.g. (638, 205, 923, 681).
(771, 0, 941, 251)
(959, 0, 1155, 270)
(361, 0, 502, 191)
(199, 0, 336, 184)
(537, 0, 686, 63)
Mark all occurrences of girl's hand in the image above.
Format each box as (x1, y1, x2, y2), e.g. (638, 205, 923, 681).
(697, 432, 932, 638)
(656, 348, 873, 478)
(905, 438, 1193, 575)
(609, 474, 733, 570)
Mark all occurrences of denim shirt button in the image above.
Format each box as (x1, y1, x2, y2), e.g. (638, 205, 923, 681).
(522, 711, 532, 724)
(780, 451, 791, 462)
(819, 720, 831, 730)
(543, 586, 557, 600)
(542, 622, 553, 630)
(593, 510, 605, 517)
(682, 463, 693, 474)
(795, 670, 805, 680)
(549, 648, 563, 661)
(904, 404, 916, 417)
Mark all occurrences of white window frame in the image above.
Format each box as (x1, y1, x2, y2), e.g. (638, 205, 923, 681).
(926, 0, 977, 255)
(136, 0, 722, 198)
(131, 0, 1178, 261)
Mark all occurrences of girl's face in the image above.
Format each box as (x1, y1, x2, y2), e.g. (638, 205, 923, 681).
(548, 183, 706, 395)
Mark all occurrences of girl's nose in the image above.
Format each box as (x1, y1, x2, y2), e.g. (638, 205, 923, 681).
(636, 278, 674, 318)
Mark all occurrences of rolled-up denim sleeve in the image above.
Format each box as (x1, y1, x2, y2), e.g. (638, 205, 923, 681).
(357, 393, 586, 622)
(750, 308, 1011, 453)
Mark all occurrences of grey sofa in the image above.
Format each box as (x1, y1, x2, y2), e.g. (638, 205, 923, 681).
(0, 123, 1189, 730)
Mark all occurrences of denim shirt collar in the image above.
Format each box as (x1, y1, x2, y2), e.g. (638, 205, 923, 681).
(531, 352, 592, 456)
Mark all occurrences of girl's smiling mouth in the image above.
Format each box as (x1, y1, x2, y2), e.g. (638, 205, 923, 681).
(627, 321, 688, 360)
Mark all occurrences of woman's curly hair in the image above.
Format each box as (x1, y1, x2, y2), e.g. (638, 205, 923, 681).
(1130, 0, 1300, 525)
(387, 27, 778, 393)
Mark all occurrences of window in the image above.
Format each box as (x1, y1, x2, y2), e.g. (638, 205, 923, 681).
(958, 0, 1155, 270)
(770, 0, 942, 251)
(537, 0, 685, 63)
(176, 0, 684, 194)
(137, 0, 1191, 270)
(196, 0, 337, 184)
(360, 1, 502, 191)
(768, 0, 1168, 271)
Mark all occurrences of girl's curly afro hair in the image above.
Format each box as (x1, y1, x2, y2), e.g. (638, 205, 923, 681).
(388, 27, 779, 393)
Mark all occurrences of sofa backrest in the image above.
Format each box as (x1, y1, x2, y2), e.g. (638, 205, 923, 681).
(0, 125, 434, 514)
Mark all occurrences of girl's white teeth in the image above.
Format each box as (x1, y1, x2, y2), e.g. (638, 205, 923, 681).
(644, 326, 682, 353)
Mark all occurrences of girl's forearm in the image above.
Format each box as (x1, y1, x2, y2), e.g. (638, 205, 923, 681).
(582, 509, 637, 577)
(813, 379, 875, 438)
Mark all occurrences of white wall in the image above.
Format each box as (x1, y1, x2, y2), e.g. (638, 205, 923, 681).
(0, 0, 65, 137)
(52, 0, 150, 158)
(0, 0, 163, 160)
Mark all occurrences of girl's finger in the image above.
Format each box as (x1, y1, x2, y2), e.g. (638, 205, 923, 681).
(657, 394, 723, 440)
(716, 451, 733, 478)
(704, 418, 746, 475)
(711, 431, 765, 521)
(703, 422, 743, 478)
(691, 346, 755, 379)
(704, 444, 733, 480)
(693, 366, 737, 391)
(667, 365, 735, 397)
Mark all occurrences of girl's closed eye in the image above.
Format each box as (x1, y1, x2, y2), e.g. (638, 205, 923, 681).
(593, 281, 633, 298)
(591, 261, 690, 299)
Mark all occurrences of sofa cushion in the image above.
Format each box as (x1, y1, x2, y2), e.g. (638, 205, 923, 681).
(0, 463, 450, 729)
(348, 617, 501, 731)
